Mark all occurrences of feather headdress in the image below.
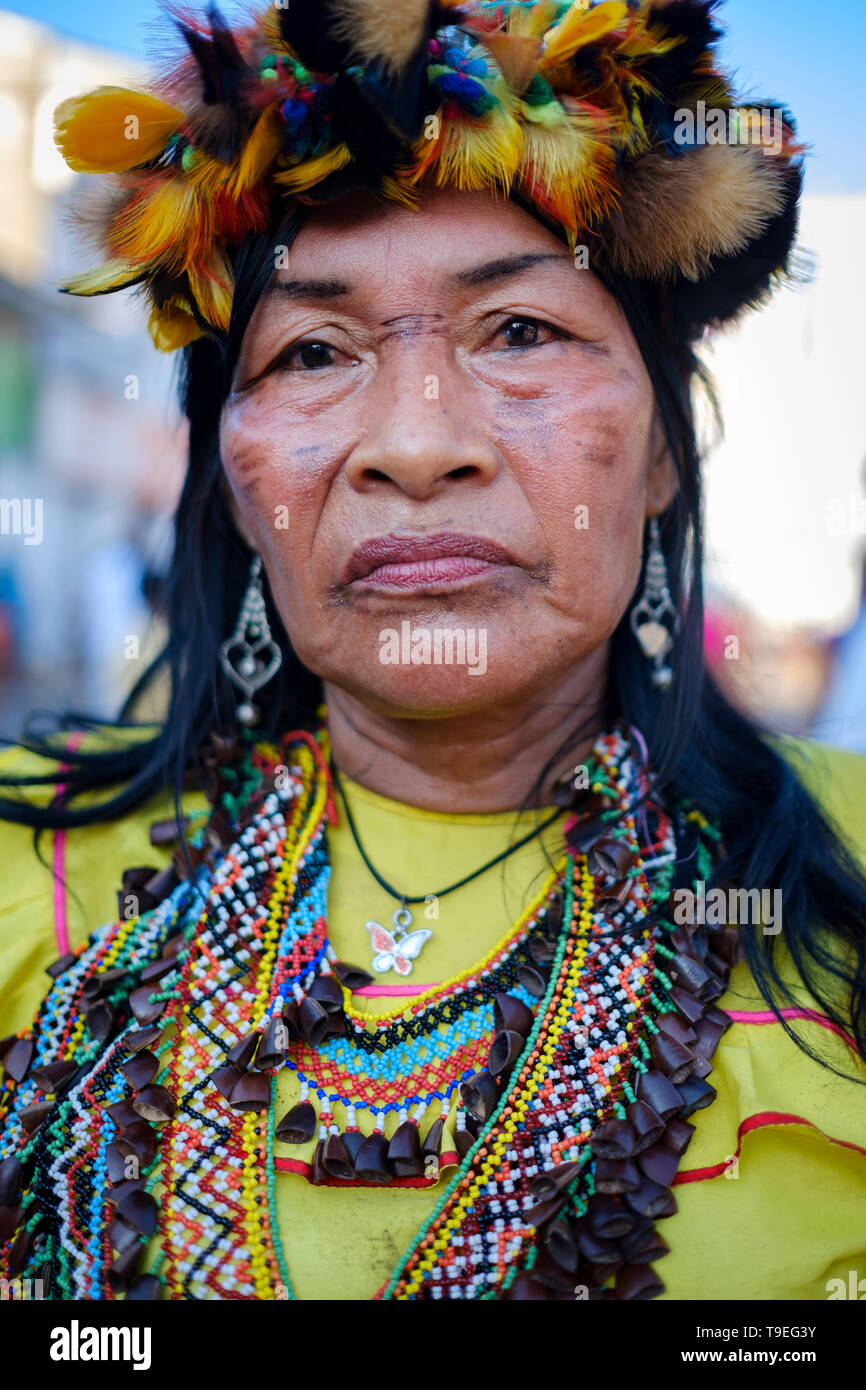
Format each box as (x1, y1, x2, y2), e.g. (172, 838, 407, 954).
(53, 0, 804, 351)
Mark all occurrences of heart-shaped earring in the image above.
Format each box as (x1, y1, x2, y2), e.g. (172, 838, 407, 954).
(629, 519, 680, 690)
(634, 619, 672, 661)
(219, 555, 283, 726)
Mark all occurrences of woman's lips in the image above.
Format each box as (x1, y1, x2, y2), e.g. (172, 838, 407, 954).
(355, 556, 503, 590)
(344, 533, 518, 593)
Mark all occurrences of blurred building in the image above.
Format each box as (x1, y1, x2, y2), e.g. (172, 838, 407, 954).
(699, 194, 866, 744)
(0, 8, 185, 735)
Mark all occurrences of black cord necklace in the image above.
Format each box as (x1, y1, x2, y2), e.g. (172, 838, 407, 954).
(330, 761, 562, 976)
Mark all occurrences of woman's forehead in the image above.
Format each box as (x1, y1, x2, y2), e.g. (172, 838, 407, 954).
(283, 183, 566, 272)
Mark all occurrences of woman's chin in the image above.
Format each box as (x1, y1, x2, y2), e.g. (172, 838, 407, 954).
(328, 665, 503, 719)
(311, 615, 609, 718)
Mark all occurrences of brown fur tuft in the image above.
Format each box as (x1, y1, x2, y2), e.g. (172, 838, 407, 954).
(328, 0, 433, 75)
(607, 142, 791, 282)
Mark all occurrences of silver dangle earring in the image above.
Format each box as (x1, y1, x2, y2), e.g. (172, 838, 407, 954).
(630, 517, 680, 690)
(219, 555, 283, 726)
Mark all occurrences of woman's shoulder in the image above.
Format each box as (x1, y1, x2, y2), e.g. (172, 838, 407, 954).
(679, 734, 866, 1242)
(0, 741, 208, 1038)
(665, 962, 866, 1298)
(774, 733, 866, 865)
(765, 734, 866, 1059)
(729, 731, 866, 1075)
(672, 735, 866, 1299)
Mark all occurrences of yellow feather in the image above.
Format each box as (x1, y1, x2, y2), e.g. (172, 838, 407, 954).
(111, 178, 213, 275)
(188, 248, 234, 332)
(148, 296, 203, 353)
(379, 174, 421, 211)
(539, 1, 629, 72)
(518, 107, 616, 233)
(274, 143, 353, 194)
(54, 86, 184, 174)
(226, 106, 285, 197)
(522, 98, 575, 132)
(618, 17, 683, 62)
(502, 1, 562, 41)
(434, 112, 522, 194)
(411, 76, 523, 194)
(185, 151, 234, 198)
(259, 8, 283, 48)
(59, 256, 144, 296)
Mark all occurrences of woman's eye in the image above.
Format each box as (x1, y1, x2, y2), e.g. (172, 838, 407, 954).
(278, 339, 340, 371)
(496, 317, 559, 349)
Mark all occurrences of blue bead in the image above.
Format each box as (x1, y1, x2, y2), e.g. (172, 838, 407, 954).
(437, 72, 467, 99)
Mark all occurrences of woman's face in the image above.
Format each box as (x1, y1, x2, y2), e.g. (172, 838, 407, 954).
(221, 185, 675, 717)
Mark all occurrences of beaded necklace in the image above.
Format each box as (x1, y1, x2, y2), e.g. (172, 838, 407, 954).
(0, 723, 735, 1301)
(282, 866, 565, 1171)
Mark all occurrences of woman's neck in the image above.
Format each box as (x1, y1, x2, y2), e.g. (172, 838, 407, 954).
(324, 656, 607, 813)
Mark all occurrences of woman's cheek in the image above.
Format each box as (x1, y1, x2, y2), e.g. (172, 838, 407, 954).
(221, 405, 329, 554)
(522, 397, 650, 631)
(221, 401, 289, 526)
(530, 402, 649, 533)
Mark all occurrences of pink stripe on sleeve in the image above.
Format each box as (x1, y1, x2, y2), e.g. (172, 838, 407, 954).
(725, 1007, 857, 1054)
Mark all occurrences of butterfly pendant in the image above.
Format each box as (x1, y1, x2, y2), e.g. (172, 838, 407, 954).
(365, 907, 432, 977)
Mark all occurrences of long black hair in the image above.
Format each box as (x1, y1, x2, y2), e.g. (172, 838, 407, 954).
(3, 200, 866, 1079)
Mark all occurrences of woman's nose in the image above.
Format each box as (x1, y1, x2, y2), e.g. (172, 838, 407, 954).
(344, 359, 500, 499)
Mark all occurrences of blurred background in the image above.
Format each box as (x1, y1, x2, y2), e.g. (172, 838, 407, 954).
(0, 0, 864, 747)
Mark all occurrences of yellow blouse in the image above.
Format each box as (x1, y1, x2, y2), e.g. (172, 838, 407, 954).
(1, 735, 865, 1300)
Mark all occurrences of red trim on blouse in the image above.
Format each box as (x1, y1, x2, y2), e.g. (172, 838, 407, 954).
(274, 1150, 460, 1185)
(673, 1110, 866, 1185)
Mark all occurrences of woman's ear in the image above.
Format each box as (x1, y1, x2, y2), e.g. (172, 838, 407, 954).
(645, 415, 679, 518)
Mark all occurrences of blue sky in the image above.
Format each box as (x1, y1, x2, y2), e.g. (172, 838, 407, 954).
(6, 0, 864, 193)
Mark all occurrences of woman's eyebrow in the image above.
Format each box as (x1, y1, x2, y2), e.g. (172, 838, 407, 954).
(267, 276, 353, 301)
(451, 251, 571, 288)
(266, 252, 571, 304)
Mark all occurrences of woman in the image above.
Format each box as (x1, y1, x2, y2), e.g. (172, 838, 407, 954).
(1, 0, 865, 1303)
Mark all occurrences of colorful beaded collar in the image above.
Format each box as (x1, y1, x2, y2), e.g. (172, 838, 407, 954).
(0, 724, 735, 1300)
